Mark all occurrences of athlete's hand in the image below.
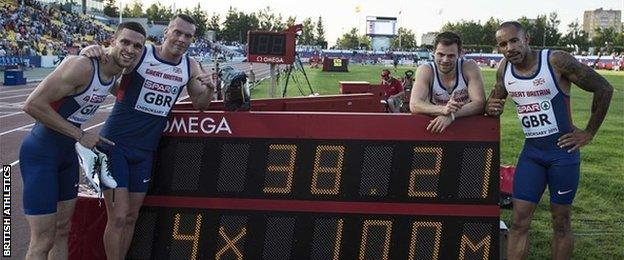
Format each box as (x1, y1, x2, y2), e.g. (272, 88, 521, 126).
(80, 45, 108, 63)
(78, 131, 115, 149)
(442, 98, 464, 115)
(427, 115, 454, 134)
(557, 127, 593, 153)
(485, 98, 505, 116)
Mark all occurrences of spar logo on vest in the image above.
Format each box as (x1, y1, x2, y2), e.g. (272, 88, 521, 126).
(517, 100, 559, 138)
(135, 79, 180, 116)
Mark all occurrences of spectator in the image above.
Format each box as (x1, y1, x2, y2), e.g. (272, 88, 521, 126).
(380, 69, 404, 113)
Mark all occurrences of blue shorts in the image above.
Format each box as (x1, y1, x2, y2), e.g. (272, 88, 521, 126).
(20, 133, 79, 215)
(97, 143, 153, 193)
(512, 142, 580, 205)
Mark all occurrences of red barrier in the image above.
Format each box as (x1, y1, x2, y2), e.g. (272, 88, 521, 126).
(68, 196, 107, 260)
(175, 93, 384, 112)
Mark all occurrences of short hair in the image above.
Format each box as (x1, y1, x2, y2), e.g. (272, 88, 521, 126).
(498, 21, 526, 35)
(115, 21, 146, 37)
(171, 13, 196, 25)
(434, 31, 462, 51)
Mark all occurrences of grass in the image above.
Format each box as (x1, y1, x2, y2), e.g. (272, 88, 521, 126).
(252, 64, 624, 259)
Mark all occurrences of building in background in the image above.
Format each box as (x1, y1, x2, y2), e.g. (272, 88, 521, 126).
(583, 8, 622, 39)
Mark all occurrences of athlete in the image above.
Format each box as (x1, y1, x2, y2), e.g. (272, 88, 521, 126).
(410, 31, 485, 133)
(81, 14, 215, 259)
(486, 21, 613, 260)
(19, 22, 146, 259)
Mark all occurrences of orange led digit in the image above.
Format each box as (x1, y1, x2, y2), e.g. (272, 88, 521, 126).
(311, 145, 345, 195)
(408, 147, 443, 197)
(172, 213, 203, 260)
(263, 144, 298, 194)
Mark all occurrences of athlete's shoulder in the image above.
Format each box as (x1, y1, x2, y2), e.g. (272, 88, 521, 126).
(461, 58, 480, 71)
(60, 55, 94, 73)
(57, 56, 94, 83)
(548, 50, 576, 70)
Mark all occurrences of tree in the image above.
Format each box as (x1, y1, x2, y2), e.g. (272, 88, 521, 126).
(145, 2, 173, 22)
(315, 16, 326, 46)
(481, 17, 500, 46)
(544, 12, 562, 46)
(122, 0, 144, 18)
(257, 6, 284, 31)
(391, 27, 417, 50)
(300, 17, 316, 45)
(185, 4, 209, 38)
(358, 34, 371, 50)
(221, 7, 259, 43)
(561, 20, 589, 52)
(285, 16, 297, 27)
(335, 28, 360, 49)
(207, 13, 221, 40)
(441, 20, 482, 45)
(518, 15, 547, 47)
(103, 0, 119, 18)
(592, 27, 617, 48)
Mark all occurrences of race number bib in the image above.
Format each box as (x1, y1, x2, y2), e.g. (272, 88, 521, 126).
(135, 79, 180, 117)
(516, 100, 559, 138)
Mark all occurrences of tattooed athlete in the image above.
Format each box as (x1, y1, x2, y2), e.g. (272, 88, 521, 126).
(486, 21, 613, 260)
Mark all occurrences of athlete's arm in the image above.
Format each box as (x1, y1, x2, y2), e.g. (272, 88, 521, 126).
(23, 56, 113, 148)
(485, 59, 509, 116)
(186, 59, 215, 111)
(409, 65, 456, 116)
(454, 60, 485, 118)
(551, 50, 614, 152)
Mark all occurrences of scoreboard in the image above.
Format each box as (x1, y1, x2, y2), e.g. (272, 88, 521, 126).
(127, 111, 500, 260)
(247, 25, 300, 64)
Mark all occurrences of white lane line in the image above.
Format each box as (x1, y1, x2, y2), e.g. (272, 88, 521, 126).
(0, 111, 26, 119)
(4, 121, 107, 168)
(3, 95, 189, 167)
(0, 86, 37, 95)
(0, 93, 30, 100)
(0, 102, 117, 136)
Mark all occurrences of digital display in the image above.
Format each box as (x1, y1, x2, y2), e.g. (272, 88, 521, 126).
(249, 33, 286, 56)
(247, 30, 296, 64)
(126, 112, 500, 259)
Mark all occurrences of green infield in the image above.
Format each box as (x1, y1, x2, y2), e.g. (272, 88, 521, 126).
(252, 64, 624, 259)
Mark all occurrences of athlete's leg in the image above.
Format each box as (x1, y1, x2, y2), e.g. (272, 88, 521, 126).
(25, 214, 57, 260)
(508, 199, 538, 260)
(47, 199, 77, 259)
(119, 148, 153, 258)
(103, 188, 129, 260)
(99, 143, 131, 260)
(20, 135, 62, 259)
(49, 154, 80, 259)
(508, 146, 548, 260)
(548, 158, 580, 260)
(120, 192, 147, 258)
(550, 203, 573, 260)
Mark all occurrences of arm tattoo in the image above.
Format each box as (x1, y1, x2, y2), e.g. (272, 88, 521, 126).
(553, 51, 614, 136)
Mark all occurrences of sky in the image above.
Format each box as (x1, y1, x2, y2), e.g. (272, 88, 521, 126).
(118, 0, 623, 45)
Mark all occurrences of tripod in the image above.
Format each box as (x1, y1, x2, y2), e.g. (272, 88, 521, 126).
(281, 53, 316, 97)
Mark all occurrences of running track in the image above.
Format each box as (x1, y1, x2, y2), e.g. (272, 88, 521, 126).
(0, 61, 272, 258)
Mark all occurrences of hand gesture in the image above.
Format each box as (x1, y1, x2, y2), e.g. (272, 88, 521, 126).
(485, 98, 505, 116)
(557, 127, 593, 153)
